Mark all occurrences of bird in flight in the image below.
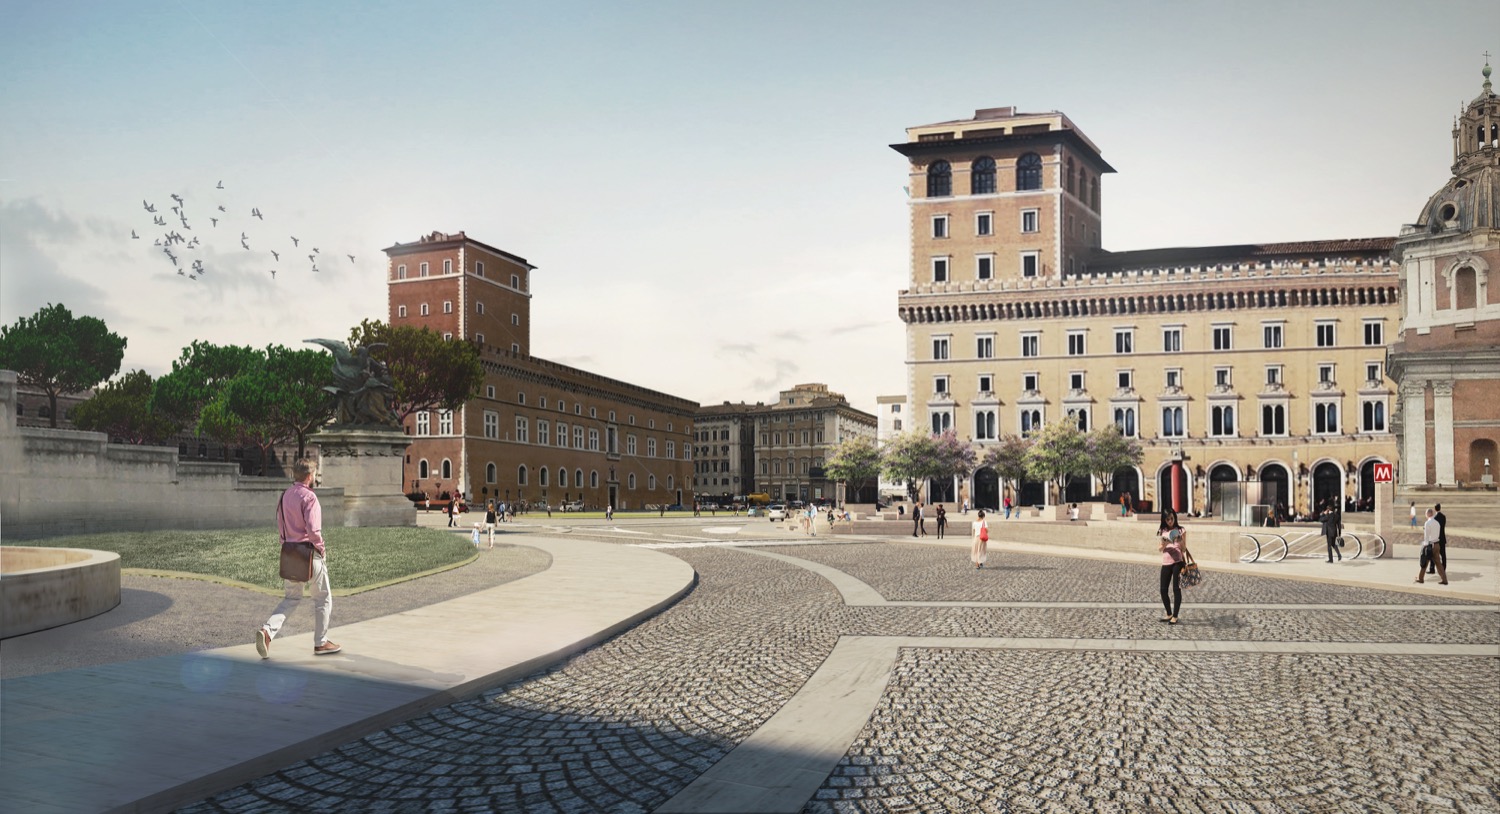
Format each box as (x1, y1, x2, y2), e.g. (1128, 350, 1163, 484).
(241, 238, 251, 250)
(216, 180, 224, 189)
(311, 266, 320, 273)
(188, 237, 199, 247)
(271, 250, 280, 261)
(269, 269, 277, 279)
(153, 215, 166, 226)
(142, 200, 156, 213)
(131, 230, 139, 239)
(163, 249, 178, 266)
(251, 208, 263, 220)
(177, 268, 185, 276)
(218, 205, 227, 212)
(312, 247, 319, 254)
(346, 254, 355, 263)
(307, 254, 316, 263)
(189, 274, 197, 280)
(171, 205, 180, 215)
(170, 193, 183, 204)
(290, 236, 299, 246)
(192, 259, 204, 272)
(210, 217, 218, 227)
(153, 238, 161, 246)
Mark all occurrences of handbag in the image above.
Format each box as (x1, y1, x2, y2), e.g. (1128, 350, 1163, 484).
(979, 524, 989, 542)
(276, 499, 314, 582)
(1179, 552, 1202, 589)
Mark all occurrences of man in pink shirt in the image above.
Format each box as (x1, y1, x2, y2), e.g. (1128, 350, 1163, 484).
(255, 459, 340, 658)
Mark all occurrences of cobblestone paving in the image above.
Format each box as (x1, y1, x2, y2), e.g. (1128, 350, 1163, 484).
(806, 650, 1500, 814)
(775, 542, 1485, 606)
(180, 536, 1500, 813)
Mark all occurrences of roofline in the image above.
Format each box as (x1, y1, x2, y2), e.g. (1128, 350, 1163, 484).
(890, 129, 1116, 174)
(382, 235, 536, 269)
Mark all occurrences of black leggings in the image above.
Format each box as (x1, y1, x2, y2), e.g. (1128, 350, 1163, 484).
(1159, 562, 1184, 617)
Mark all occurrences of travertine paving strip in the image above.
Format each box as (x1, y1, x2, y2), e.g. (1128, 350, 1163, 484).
(180, 536, 1500, 814)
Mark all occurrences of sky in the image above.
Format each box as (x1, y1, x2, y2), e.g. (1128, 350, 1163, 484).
(2, 1, 1496, 415)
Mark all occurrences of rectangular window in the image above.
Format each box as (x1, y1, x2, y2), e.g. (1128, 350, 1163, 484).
(1165, 369, 1181, 389)
(574, 426, 584, 448)
(483, 411, 499, 439)
(978, 374, 993, 393)
(536, 419, 549, 446)
(1363, 321, 1384, 346)
(1067, 331, 1086, 356)
(1215, 368, 1231, 387)
(1021, 209, 1039, 234)
(1212, 326, 1232, 351)
(1069, 372, 1084, 390)
(475, 260, 484, 277)
(419, 262, 429, 277)
(516, 417, 529, 444)
(589, 429, 600, 451)
(1316, 322, 1336, 347)
(443, 259, 452, 274)
(932, 215, 948, 239)
(420, 303, 429, 316)
(397, 305, 407, 318)
(1163, 328, 1182, 353)
(438, 410, 452, 435)
(486, 385, 495, 399)
(1365, 362, 1381, 383)
(415, 411, 430, 436)
(1263, 323, 1284, 349)
(977, 255, 993, 280)
(474, 333, 484, 344)
(1117, 370, 1132, 390)
(476, 301, 485, 314)
(932, 257, 949, 283)
(976, 335, 994, 359)
(1021, 252, 1039, 278)
(934, 377, 949, 394)
(1115, 329, 1133, 354)
(443, 301, 453, 314)
(1021, 333, 1039, 358)
(1266, 366, 1282, 386)
(556, 422, 568, 446)
(933, 337, 950, 360)
(976, 212, 993, 236)
(511, 274, 520, 289)
(1023, 373, 1039, 392)
(1318, 364, 1335, 385)
(397, 264, 407, 279)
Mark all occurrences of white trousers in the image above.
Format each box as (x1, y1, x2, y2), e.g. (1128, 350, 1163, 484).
(263, 555, 332, 647)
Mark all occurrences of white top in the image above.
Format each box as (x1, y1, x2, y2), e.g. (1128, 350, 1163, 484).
(971, 520, 988, 539)
(1423, 516, 1441, 544)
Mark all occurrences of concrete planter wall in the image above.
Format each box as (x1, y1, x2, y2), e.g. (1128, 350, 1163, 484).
(1, 547, 121, 639)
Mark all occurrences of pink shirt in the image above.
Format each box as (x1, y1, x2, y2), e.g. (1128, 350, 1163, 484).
(1160, 528, 1184, 565)
(278, 481, 325, 556)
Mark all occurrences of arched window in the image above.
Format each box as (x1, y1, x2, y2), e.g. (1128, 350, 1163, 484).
(1455, 266, 1478, 310)
(441, 459, 452, 479)
(970, 156, 996, 194)
(1016, 153, 1042, 191)
(558, 468, 568, 488)
(576, 469, 584, 489)
(539, 466, 549, 487)
(517, 465, 528, 486)
(590, 470, 599, 488)
(927, 160, 952, 197)
(419, 459, 430, 479)
(1065, 157, 1075, 194)
(628, 473, 637, 489)
(486, 462, 496, 483)
(667, 475, 674, 490)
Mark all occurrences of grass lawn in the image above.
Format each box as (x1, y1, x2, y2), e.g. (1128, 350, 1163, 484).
(20, 527, 477, 593)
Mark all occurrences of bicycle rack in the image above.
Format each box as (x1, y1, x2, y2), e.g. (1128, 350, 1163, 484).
(1237, 532, 1287, 563)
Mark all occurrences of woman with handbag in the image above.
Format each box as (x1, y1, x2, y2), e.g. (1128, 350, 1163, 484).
(1158, 510, 1190, 625)
(970, 510, 990, 569)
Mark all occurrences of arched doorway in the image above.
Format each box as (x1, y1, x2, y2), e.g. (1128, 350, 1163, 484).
(1111, 468, 1139, 507)
(973, 467, 1000, 511)
(1470, 439, 1499, 482)
(1358, 460, 1382, 510)
(1312, 462, 1343, 513)
(1156, 464, 1190, 515)
(1259, 463, 1289, 520)
(1208, 464, 1239, 518)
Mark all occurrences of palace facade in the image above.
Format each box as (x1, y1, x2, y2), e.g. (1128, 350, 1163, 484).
(893, 107, 1399, 516)
(385, 231, 696, 511)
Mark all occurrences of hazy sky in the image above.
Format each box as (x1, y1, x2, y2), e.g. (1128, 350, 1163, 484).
(2, 1, 1495, 414)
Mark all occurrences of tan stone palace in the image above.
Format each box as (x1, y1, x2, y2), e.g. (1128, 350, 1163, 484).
(893, 107, 1401, 516)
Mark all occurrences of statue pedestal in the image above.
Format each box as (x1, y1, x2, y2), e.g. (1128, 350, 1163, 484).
(313, 427, 415, 527)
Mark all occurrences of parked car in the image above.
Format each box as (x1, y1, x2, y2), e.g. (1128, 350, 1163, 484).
(767, 504, 788, 521)
(562, 500, 585, 512)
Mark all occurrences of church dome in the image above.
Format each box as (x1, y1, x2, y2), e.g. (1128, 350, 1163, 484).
(1415, 61, 1499, 233)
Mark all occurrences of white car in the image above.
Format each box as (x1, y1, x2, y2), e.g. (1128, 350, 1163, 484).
(562, 500, 585, 512)
(767, 504, 788, 521)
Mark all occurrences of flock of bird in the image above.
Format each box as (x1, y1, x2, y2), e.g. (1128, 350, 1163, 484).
(134, 181, 356, 282)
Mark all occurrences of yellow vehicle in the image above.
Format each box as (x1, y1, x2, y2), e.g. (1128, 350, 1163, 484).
(745, 493, 771, 507)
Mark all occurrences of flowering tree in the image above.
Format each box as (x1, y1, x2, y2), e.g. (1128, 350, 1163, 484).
(1085, 425, 1144, 495)
(881, 430, 941, 500)
(932, 431, 978, 489)
(981, 434, 1031, 505)
(825, 435, 882, 503)
(1024, 421, 1089, 504)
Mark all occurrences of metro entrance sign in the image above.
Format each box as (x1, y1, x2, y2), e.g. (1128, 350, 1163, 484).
(1374, 463, 1394, 483)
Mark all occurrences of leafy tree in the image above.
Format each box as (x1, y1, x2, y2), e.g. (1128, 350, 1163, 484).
(152, 341, 261, 433)
(931, 431, 977, 487)
(1024, 421, 1089, 504)
(198, 392, 281, 475)
(1084, 425, 1144, 495)
(0, 303, 126, 427)
(347, 319, 484, 423)
(981, 434, 1031, 507)
(825, 435, 882, 503)
(881, 430, 941, 500)
(72, 369, 176, 444)
(223, 345, 334, 460)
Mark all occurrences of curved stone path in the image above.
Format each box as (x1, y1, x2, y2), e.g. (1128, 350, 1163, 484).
(180, 530, 1500, 813)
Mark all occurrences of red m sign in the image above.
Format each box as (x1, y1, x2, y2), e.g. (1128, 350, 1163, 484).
(1373, 463, 1394, 483)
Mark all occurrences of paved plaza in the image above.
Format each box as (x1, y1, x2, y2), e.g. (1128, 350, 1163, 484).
(3, 516, 1498, 813)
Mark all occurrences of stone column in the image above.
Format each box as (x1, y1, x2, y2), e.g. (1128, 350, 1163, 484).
(1401, 381, 1428, 485)
(1433, 380, 1456, 486)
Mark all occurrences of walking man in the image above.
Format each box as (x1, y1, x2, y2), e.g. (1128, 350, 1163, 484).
(912, 501, 926, 537)
(1321, 498, 1343, 562)
(1429, 503, 1448, 574)
(256, 459, 340, 658)
(1417, 508, 1448, 585)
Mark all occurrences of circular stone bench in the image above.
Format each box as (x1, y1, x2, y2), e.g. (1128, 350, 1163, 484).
(1, 546, 121, 639)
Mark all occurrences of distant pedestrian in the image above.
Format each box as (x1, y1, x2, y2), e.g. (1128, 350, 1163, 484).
(484, 502, 497, 548)
(912, 502, 927, 537)
(1409, 501, 1418, 528)
(1431, 503, 1448, 573)
(1069, 503, 1080, 522)
(605, 504, 614, 521)
(255, 458, 339, 659)
(1417, 508, 1448, 585)
(1158, 510, 1189, 625)
(471, 523, 482, 548)
(970, 510, 989, 569)
(1120, 493, 1130, 517)
(446, 500, 457, 527)
(935, 504, 947, 539)
(423, 491, 430, 512)
(1004, 496, 1013, 519)
(1321, 499, 1343, 562)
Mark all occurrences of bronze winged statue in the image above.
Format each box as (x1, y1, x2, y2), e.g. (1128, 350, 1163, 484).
(304, 338, 397, 427)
